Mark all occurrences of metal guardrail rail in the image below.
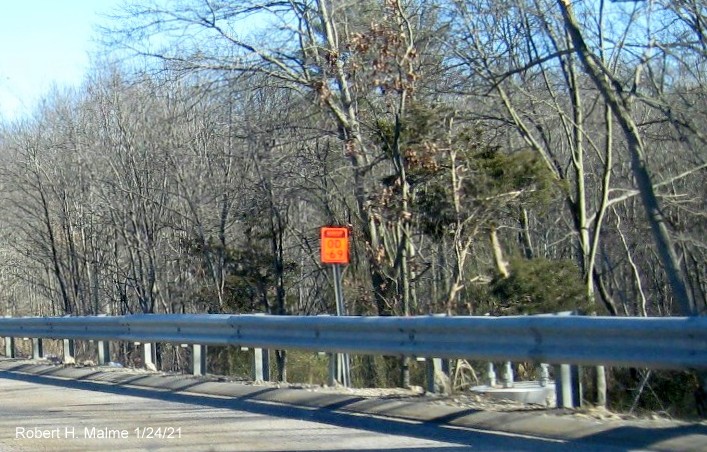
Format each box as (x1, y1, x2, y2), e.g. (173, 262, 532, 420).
(0, 314, 705, 370)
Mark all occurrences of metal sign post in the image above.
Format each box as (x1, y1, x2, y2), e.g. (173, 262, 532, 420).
(332, 263, 351, 387)
(321, 227, 351, 387)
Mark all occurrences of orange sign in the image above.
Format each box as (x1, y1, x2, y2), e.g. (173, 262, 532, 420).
(320, 227, 350, 264)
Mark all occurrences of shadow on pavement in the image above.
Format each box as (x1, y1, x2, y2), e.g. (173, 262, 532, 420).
(1, 366, 703, 451)
(577, 424, 707, 451)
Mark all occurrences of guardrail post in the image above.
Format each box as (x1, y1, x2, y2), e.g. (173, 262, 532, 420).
(248, 314, 270, 381)
(32, 338, 43, 360)
(539, 363, 549, 387)
(425, 357, 450, 394)
(486, 362, 497, 387)
(502, 361, 514, 388)
(425, 358, 435, 393)
(97, 340, 110, 365)
(555, 364, 581, 408)
(326, 350, 353, 388)
(192, 344, 207, 376)
(143, 342, 157, 371)
(4, 336, 15, 358)
(252, 347, 270, 381)
(3, 316, 14, 358)
(571, 365, 582, 407)
(317, 315, 338, 387)
(328, 353, 337, 387)
(63, 339, 75, 364)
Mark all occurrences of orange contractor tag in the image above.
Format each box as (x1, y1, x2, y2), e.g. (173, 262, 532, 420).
(320, 227, 350, 264)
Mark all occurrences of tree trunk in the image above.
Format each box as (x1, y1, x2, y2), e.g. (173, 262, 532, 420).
(489, 225, 509, 279)
(558, 0, 694, 317)
(558, 0, 700, 413)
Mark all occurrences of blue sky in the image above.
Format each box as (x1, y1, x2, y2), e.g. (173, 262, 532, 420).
(0, 0, 122, 120)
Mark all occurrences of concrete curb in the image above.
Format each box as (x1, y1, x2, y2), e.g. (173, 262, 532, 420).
(1, 359, 705, 451)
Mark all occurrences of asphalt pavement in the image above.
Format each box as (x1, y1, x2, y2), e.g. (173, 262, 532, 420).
(0, 359, 704, 451)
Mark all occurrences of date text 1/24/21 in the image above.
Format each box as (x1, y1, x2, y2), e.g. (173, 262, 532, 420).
(134, 427, 181, 439)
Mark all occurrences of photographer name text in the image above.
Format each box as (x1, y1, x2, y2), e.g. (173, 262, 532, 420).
(16, 426, 182, 440)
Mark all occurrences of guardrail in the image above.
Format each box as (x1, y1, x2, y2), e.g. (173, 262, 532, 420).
(1, 314, 705, 369)
(1, 313, 706, 408)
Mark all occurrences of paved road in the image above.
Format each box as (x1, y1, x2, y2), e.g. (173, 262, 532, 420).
(0, 372, 624, 452)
